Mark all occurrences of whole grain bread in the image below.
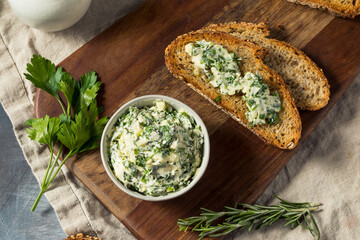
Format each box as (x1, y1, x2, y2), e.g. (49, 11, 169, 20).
(205, 22, 330, 111)
(165, 31, 301, 149)
(286, 0, 360, 18)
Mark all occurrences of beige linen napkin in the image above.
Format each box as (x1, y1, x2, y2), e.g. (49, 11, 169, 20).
(0, 0, 142, 239)
(0, 0, 359, 239)
(235, 75, 360, 240)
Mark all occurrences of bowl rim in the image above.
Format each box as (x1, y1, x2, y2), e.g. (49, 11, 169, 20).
(100, 95, 210, 201)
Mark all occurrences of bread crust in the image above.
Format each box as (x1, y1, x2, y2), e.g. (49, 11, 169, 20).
(205, 22, 330, 111)
(206, 21, 270, 37)
(165, 31, 301, 149)
(286, 0, 360, 18)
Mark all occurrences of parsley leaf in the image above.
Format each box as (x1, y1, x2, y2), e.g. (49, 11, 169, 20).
(80, 71, 98, 92)
(59, 113, 71, 123)
(74, 71, 101, 113)
(58, 71, 75, 115)
(78, 101, 108, 153)
(57, 111, 91, 152)
(57, 108, 108, 154)
(26, 115, 61, 146)
(24, 55, 63, 98)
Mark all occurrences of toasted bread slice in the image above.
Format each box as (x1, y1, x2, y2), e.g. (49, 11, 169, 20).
(165, 31, 301, 149)
(205, 22, 330, 111)
(286, 0, 360, 18)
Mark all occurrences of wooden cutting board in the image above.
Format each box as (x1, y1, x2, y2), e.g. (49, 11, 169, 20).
(34, 0, 360, 239)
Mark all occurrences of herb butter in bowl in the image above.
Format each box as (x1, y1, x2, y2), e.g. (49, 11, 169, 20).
(100, 95, 210, 201)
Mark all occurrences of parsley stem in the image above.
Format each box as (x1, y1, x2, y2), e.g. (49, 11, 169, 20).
(56, 97, 67, 115)
(31, 147, 73, 212)
(45, 150, 74, 189)
(44, 145, 63, 185)
(67, 104, 71, 117)
(41, 146, 54, 189)
(31, 145, 63, 212)
(31, 188, 45, 211)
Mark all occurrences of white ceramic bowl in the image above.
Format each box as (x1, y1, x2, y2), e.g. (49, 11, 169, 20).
(7, 0, 91, 32)
(100, 95, 210, 201)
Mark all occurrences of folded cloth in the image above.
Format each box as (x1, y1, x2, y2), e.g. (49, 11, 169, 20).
(0, 0, 142, 239)
(0, 0, 359, 239)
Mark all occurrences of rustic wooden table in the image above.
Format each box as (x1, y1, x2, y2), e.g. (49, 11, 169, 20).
(0, 104, 66, 239)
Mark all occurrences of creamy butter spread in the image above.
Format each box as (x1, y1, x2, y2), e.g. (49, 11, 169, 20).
(109, 101, 204, 196)
(185, 40, 282, 126)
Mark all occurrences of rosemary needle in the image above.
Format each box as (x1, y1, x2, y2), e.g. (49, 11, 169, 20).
(178, 195, 322, 239)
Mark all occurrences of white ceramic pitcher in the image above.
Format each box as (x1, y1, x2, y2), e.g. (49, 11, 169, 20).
(7, 0, 92, 32)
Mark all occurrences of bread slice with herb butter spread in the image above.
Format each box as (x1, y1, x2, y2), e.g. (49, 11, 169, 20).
(286, 0, 360, 18)
(204, 22, 330, 111)
(165, 31, 301, 149)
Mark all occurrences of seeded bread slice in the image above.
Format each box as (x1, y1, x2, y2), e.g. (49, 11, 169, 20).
(165, 31, 302, 149)
(286, 0, 360, 18)
(205, 22, 330, 111)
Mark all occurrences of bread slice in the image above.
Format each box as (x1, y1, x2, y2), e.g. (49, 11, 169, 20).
(165, 31, 301, 149)
(205, 22, 330, 111)
(286, 0, 360, 18)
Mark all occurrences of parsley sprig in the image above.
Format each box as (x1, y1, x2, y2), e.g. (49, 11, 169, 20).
(178, 195, 322, 239)
(24, 55, 108, 211)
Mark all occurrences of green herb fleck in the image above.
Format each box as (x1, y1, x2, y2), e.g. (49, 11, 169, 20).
(215, 95, 221, 103)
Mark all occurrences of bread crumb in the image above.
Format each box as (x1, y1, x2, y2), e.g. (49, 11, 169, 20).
(63, 233, 100, 240)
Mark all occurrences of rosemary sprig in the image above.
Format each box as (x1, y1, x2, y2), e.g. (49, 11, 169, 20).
(178, 195, 322, 239)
